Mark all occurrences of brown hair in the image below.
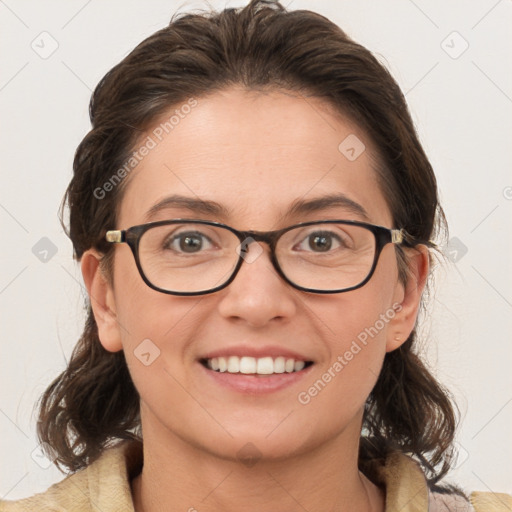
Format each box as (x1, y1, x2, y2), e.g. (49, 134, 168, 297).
(37, 0, 459, 488)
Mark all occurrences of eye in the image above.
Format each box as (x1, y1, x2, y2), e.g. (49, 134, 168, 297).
(163, 230, 215, 254)
(293, 229, 351, 253)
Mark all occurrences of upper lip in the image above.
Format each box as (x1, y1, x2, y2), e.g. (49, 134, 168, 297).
(199, 345, 313, 362)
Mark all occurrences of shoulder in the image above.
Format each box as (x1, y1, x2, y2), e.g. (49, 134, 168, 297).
(0, 469, 90, 512)
(372, 451, 512, 512)
(429, 490, 512, 512)
(0, 440, 142, 512)
(469, 491, 512, 512)
(428, 489, 475, 511)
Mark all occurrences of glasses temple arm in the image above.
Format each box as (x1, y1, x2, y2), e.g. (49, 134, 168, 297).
(105, 230, 125, 243)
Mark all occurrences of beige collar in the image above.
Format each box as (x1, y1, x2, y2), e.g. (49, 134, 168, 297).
(94, 440, 430, 512)
(372, 451, 429, 511)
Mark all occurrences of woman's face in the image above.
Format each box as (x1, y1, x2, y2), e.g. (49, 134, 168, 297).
(87, 87, 423, 462)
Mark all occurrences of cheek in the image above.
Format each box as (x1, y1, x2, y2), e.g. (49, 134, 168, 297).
(112, 280, 201, 431)
(302, 247, 400, 405)
(291, 293, 396, 451)
(111, 249, 194, 385)
(305, 298, 393, 410)
(112, 246, 193, 340)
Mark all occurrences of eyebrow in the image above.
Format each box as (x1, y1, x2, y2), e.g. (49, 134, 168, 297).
(144, 195, 231, 221)
(144, 193, 370, 223)
(286, 193, 370, 221)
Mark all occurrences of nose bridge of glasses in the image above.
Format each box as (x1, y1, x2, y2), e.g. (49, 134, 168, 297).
(236, 229, 280, 257)
(242, 229, 277, 243)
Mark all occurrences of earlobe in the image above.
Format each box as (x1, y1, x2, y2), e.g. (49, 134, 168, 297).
(386, 244, 429, 353)
(81, 249, 123, 353)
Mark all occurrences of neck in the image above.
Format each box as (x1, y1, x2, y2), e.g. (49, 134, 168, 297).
(131, 408, 384, 512)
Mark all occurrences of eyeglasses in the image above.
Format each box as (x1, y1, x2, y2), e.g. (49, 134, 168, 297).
(105, 219, 414, 296)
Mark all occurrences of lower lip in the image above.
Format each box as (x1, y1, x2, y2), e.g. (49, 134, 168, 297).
(198, 362, 313, 394)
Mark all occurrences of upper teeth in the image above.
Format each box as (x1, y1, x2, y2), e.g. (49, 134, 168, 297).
(206, 356, 306, 374)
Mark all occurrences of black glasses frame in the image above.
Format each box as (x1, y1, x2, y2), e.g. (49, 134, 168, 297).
(105, 219, 415, 296)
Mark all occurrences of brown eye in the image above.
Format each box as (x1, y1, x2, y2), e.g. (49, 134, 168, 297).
(293, 229, 350, 253)
(163, 231, 213, 253)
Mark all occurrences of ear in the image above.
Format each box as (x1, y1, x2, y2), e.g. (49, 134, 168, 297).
(386, 244, 429, 353)
(81, 249, 123, 352)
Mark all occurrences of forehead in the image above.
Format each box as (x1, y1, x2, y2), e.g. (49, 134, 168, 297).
(117, 87, 392, 229)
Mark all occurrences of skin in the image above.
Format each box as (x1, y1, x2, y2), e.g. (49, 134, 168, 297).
(82, 86, 429, 512)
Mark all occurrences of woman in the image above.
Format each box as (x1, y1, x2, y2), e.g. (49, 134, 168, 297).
(1, 1, 510, 510)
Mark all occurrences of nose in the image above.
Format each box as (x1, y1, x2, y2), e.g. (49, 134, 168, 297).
(216, 240, 297, 327)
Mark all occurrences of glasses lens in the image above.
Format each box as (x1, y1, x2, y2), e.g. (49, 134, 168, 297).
(139, 223, 240, 293)
(276, 223, 376, 291)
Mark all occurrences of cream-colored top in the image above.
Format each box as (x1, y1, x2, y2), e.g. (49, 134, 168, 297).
(1, 440, 510, 511)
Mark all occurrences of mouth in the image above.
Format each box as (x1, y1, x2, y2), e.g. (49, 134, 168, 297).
(199, 355, 314, 376)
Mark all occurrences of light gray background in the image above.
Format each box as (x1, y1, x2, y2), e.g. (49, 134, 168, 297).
(1, 0, 511, 501)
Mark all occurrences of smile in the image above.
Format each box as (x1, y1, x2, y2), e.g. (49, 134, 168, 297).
(201, 356, 313, 375)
